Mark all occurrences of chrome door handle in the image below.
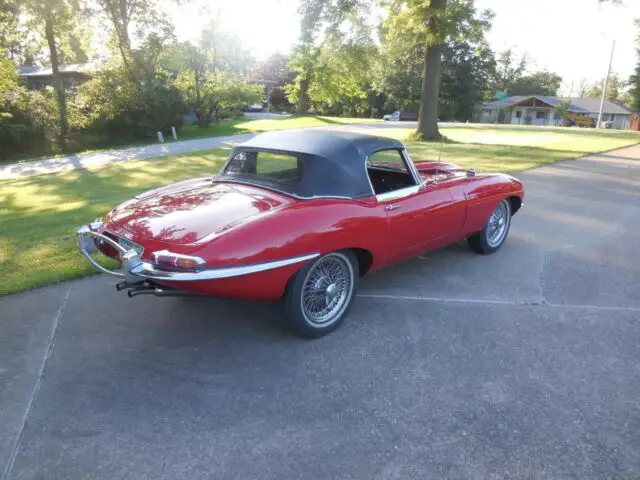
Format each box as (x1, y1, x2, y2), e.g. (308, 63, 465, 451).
(385, 204, 401, 211)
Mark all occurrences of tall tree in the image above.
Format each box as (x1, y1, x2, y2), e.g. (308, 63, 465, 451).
(439, 40, 495, 121)
(172, 23, 261, 127)
(290, 0, 368, 114)
(95, 0, 174, 79)
(385, 0, 492, 139)
(21, 0, 84, 151)
(253, 53, 291, 85)
(585, 73, 625, 101)
(198, 18, 254, 77)
(376, 16, 424, 113)
(287, 10, 375, 116)
(491, 49, 528, 95)
(1, 1, 27, 61)
(417, 0, 445, 139)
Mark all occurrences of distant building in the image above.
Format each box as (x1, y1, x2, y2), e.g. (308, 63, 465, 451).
(17, 63, 97, 90)
(481, 95, 633, 130)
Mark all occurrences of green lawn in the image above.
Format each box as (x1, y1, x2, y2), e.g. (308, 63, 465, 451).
(178, 115, 380, 140)
(1, 124, 638, 296)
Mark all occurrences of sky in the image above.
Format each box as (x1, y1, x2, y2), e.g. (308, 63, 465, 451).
(170, 0, 639, 94)
(475, 0, 639, 95)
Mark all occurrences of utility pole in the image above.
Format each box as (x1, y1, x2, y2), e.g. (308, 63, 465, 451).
(597, 40, 615, 129)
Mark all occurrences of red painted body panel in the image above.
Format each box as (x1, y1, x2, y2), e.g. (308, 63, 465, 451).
(107, 180, 293, 245)
(98, 161, 524, 300)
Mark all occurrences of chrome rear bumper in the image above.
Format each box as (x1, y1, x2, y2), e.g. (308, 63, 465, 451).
(76, 224, 146, 282)
(76, 223, 320, 283)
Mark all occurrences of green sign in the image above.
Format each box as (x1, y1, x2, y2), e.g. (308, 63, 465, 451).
(495, 91, 508, 100)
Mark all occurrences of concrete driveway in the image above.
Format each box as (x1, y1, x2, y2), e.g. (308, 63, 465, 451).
(1, 145, 639, 480)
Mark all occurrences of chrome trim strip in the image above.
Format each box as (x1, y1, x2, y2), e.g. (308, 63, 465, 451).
(365, 147, 425, 203)
(375, 184, 422, 203)
(129, 253, 320, 281)
(215, 179, 354, 201)
(401, 149, 424, 186)
(152, 250, 206, 266)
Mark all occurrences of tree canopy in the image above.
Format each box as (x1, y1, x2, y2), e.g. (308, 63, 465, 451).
(509, 71, 563, 96)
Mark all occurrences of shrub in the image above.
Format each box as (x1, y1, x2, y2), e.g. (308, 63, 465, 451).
(0, 59, 57, 159)
(73, 66, 186, 140)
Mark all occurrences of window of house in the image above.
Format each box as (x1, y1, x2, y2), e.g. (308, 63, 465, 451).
(515, 110, 522, 118)
(536, 111, 547, 119)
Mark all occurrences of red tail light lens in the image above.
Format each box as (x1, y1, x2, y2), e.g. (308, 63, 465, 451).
(152, 250, 206, 270)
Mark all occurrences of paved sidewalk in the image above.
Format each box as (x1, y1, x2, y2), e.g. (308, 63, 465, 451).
(0, 134, 256, 181)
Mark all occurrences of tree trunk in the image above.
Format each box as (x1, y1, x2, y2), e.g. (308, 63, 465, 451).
(44, 12, 68, 151)
(416, 0, 446, 140)
(296, 77, 310, 115)
(416, 44, 443, 139)
(196, 110, 208, 128)
(102, 0, 136, 81)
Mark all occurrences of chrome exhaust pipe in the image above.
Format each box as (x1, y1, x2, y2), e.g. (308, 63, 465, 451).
(127, 286, 156, 297)
(126, 286, 203, 298)
(116, 280, 145, 291)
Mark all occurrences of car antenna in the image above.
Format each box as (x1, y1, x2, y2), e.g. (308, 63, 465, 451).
(435, 132, 443, 181)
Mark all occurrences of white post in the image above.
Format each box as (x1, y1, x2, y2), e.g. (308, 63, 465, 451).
(157, 131, 164, 143)
(597, 40, 615, 129)
(171, 126, 177, 141)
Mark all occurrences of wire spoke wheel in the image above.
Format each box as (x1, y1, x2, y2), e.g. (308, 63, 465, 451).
(486, 200, 509, 248)
(301, 253, 354, 326)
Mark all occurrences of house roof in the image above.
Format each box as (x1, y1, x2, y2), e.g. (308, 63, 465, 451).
(509, 96, 591, 113)
(483, 95, 633, 116)
(561, 97, 632, 115)
(17, 63, 95, 77)
(482, 96, 527, 109)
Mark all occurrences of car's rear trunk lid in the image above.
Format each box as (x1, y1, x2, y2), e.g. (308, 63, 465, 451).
(106, 179, 293, 245)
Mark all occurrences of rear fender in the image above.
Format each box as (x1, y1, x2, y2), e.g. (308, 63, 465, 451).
(196, 198, 389, 272)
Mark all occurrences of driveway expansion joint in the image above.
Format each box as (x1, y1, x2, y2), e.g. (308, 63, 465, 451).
(2, 284, 71, 480)
(357, 293, 640, 312)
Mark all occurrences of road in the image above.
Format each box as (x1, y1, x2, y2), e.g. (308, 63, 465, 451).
(1, 145, 639, 479)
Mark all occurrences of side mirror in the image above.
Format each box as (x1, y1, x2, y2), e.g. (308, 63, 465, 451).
(466, 168, 476, 177)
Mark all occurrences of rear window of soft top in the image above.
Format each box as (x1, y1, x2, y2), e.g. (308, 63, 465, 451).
(223, 150, 303, 185)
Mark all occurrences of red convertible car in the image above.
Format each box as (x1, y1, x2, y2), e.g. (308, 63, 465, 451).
(77, 130, 524, 337)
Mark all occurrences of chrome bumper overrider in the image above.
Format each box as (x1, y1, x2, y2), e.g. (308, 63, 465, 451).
(76, 224, 319, 283)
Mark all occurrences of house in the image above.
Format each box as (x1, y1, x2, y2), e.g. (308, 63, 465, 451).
(17, 63, 96, 91)
(481, 95, 633, 130)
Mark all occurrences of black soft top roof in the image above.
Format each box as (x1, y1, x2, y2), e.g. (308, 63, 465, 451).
(218, 129, 406, 199)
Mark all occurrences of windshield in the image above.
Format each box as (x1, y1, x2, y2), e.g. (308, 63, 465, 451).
(221, 150, 303, 186)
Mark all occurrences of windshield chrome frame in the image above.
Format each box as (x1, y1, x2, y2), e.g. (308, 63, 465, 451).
(364, 148, 425, 203)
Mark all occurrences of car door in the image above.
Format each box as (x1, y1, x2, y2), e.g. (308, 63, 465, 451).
(367, 149, 461, 262)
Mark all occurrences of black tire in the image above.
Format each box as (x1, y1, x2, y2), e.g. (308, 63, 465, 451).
(467, 199, 512, 254)
(283, 250, 358, 338)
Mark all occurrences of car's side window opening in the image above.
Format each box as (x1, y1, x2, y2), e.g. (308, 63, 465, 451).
(366, 149, 416, 195)
(224, 150, 303, 185)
